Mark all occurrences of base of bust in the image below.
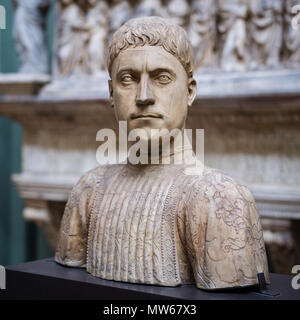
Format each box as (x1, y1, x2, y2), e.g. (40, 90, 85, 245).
(1, 258, 299, 300)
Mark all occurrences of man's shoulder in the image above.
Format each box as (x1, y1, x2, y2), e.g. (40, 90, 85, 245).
(73, 164, 123, 191)
(185, 167, 259, 235)
(187, 167, 254, 204)
(66, 164, 124, 207)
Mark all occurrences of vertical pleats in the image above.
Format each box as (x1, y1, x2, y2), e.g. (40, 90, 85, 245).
(87, 164, 190, 285)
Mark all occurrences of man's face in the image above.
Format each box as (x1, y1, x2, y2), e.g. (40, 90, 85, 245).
(109, 46, 196, 137)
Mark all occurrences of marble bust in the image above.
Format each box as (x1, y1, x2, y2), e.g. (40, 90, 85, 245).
(55, 16, 270, 290)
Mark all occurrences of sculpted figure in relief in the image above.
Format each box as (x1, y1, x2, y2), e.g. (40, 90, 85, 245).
(160, 0, 190, 27)
(217, 0, 249, 72)
(56, 0, 108, 76)
(107, 0, 132, 44)
(86, 0, 109, 73)
(13, 0, 51, 73)
(134, 0, 163, 18)
(249, 0, 283, 70)
(283, 0, 300, 67)
(55, 17, 270, 290)
(188, 0, 217, 71)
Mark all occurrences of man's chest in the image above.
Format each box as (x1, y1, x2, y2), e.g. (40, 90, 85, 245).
(85, 171, 193, 284)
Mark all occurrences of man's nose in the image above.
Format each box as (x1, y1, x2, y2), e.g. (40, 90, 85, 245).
(136, 76, 155, 106)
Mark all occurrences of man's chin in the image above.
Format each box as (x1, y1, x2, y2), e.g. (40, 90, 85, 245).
(129, 122, 164, 134)
(128, 127, 153, 141)
(128, 126, 184, 145)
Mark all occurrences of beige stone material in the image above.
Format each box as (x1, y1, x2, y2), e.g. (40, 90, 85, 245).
(54, 16, 269, 289)
(55, 163, 269, 289)
(51, 0, 300, 76)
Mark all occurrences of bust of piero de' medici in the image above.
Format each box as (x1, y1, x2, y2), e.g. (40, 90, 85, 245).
(55, 16, 270, 290)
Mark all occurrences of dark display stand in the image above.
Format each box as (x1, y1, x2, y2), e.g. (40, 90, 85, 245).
(1, 258, 299, 300)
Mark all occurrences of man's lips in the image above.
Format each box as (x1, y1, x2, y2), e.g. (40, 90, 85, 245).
(130, 113, 163, 120)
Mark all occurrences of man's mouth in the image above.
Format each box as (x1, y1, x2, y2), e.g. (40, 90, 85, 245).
(130, 113, 163, 120)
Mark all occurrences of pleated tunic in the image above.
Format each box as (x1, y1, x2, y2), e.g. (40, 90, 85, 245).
(55, 163, 269, 289)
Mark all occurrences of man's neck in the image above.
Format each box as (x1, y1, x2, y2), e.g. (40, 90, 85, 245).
(127, 129, 197, 166)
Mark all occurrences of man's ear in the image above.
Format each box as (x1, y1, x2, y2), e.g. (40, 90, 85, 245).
(187, 78, 197, 107)
(108, 79, 114, 107)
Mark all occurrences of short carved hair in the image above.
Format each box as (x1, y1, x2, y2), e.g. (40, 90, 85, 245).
(107, 16, 194, 78)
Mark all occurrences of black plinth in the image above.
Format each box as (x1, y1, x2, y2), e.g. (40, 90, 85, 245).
(1, 258, 299, 300)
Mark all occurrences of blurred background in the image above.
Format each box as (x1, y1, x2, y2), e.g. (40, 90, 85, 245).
(0, 0, 299, 274)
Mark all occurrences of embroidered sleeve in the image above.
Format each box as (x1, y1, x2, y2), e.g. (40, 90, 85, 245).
(55, 175, 93, 267)
(185, 170, 270, 289)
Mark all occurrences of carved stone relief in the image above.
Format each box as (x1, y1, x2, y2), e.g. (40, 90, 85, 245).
(249, 0, 283, 70)
(188, 0, 217, 71)
(134, 0, 162, 18)
(55, 0, 109, 76)
(217, 0, 248, 72)
(13, 0, 52, 73)
(283, 0, 300, 67)
(13, 0, 300, 75)
(107, 1, 132, 43)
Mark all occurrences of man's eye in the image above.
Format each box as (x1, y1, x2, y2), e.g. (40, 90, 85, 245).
(156, 74, 172, 84)
(121, 75, 134, 83)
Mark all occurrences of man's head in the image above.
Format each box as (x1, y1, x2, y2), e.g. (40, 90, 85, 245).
(107, 16, 197, 136)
